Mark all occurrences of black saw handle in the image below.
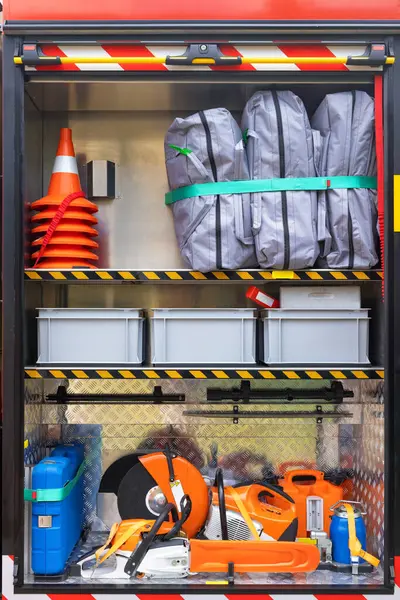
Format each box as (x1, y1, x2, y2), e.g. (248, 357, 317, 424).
(163, 494, 192, 541)
(214, 468, 229, 540)
(124, 502, 177, 577)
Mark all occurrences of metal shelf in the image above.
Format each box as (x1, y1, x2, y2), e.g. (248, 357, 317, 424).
(25, 367, 384, 380)
(24, 269, 383, 282)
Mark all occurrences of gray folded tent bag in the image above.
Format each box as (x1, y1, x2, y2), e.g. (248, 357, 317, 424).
(165, 107, 256, 272)
(241, 91, 319, 269)
(311, 91, 378, 269)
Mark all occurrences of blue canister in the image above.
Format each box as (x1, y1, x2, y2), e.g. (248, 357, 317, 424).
(330, 503, 367, 564)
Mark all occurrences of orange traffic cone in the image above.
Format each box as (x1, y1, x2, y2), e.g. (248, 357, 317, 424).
(31, 128, 99, 268)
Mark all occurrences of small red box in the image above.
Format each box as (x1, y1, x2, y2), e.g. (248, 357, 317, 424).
(246, 286, 280, 308)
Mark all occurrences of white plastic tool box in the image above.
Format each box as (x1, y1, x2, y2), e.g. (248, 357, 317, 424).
(37, 308, 145, 365)
(151, 308, 257, 365)
(261, 308, 370, 365)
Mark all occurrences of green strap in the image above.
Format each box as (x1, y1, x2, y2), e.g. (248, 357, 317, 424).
(165, 176, 377, 205)
(169, 144, 193, 156)
(24, 458, 86, 503)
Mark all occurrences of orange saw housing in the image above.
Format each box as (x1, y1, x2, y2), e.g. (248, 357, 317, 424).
(138, 452, 210, 539)
(211, 483, 298, 541)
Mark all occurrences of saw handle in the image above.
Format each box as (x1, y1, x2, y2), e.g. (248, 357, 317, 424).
(214, 468, 229, 540)
(124, 502, 177, 578)
(256, 482, 296, 508)
(164, 444, 176, 482)
(163, 494, 192, 541)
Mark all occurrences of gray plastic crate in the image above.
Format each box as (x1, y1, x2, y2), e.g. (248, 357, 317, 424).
(261, 308, 370, 365)
(151, 308, 257, 366)
(37, 308, 145, 365)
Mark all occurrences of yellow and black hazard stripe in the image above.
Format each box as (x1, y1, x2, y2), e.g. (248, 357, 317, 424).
(25, 368, 384, 380)
(25, 269, 384, 282)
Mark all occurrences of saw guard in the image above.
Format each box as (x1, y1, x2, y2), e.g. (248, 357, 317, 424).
(212, 483, 297, 541)
(190, 539, 320, 573)
(139, 452, 209, 538)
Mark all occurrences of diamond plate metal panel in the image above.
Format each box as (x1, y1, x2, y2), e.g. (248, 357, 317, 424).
(61, 425, 102, 527)
(352, 381, 384, 558)
(24, 383, 46, 465)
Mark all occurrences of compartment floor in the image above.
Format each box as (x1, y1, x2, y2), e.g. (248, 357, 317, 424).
(26, 531, 384, 587)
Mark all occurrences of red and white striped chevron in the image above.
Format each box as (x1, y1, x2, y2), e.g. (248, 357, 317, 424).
(31, 44, 380, 71)
(2, 555, 400, 600)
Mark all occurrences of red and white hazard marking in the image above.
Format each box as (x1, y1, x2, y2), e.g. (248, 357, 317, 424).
(30, 44, 379, 72)
(2, 555, 400, 600)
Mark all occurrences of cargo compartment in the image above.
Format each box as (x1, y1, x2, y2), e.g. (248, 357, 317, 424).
(4, 50, 391, 596)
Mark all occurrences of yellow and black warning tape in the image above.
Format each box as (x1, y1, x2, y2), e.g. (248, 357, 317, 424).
(25, 269, 383, 282)
(25, 368, 384, 380)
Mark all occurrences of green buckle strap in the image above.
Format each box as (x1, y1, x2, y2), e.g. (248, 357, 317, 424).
(165, 176, 377, 205)
(24, 457, 86, 503)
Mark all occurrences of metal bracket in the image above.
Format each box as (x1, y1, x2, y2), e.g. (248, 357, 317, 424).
(20, 43, 61, 66)
(13, 557, 19, 585)
(390, 558, 395, 582)
(166, 44, 241, 66)
(228, 562, 235, 585)
(347, 43, 388, 66)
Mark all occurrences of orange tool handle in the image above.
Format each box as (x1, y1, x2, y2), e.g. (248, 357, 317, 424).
(283, 469, 325, 484)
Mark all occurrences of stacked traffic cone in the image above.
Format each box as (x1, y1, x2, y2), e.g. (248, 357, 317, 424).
(31, 128, 99, 268)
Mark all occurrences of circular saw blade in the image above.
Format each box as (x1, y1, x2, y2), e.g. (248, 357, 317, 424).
(117, 461, 161, 520)
(100, 453, 141, 494)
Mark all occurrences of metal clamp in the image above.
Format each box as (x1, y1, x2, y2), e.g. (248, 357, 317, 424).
(329, 500, 367, 514)
(347, 43, 389, 67)
(166, 44, 241, 66)
(19, 43, 61, 66)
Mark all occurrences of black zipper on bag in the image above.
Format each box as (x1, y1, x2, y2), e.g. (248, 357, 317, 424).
(348, 91, 356, 269)
(199, 110, 222, 269)
(272, 91, 290, 270)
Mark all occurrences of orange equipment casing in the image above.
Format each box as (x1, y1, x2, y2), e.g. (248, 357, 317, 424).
(280, 470, 343, 537)
(139, 452, 210, 539)
(211, 483, 297, 541)
(190, 539, 320, 573)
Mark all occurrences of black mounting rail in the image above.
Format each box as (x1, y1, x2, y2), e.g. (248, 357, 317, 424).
(184, 405, 353, 424)
(47, 385, 185, 404)
(206, 380, 353, 403)
(15, 42, 392, 68)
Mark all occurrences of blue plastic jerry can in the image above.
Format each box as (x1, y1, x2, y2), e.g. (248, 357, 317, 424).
(330, 502, 367, 564)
